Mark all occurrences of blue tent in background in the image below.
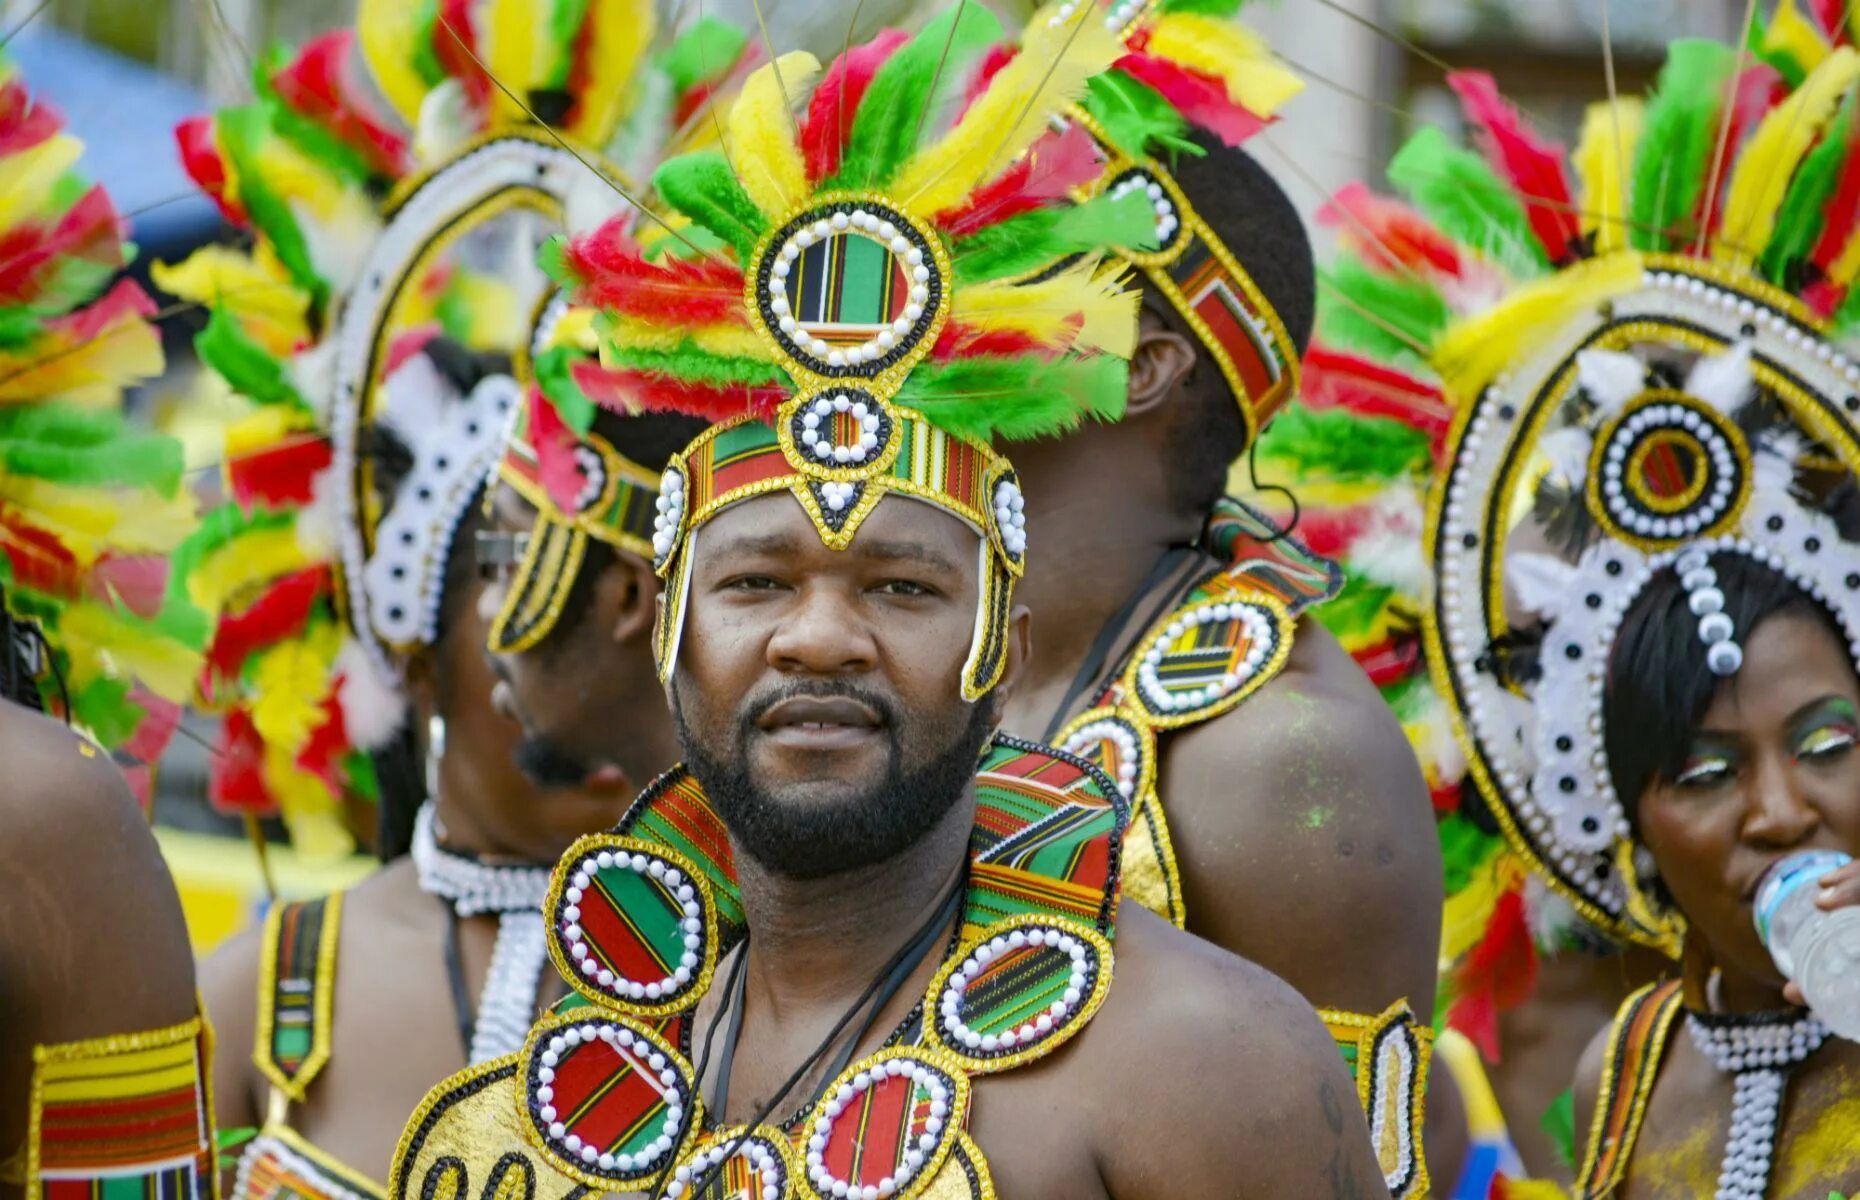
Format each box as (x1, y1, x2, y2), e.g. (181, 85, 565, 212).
(11, 28, 224, 259)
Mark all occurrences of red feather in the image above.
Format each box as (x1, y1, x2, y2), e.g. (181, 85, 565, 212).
(525, 389, 594, 514)
(271, 32, 410, 178)
(1809, 0, 1851, 43)
(930, 322, 1051, 361)
(1808, 112, 1860, 295)
(296, 689, 349, 788)
(573, 364, 785, 425)
(1432, 781, 1463, 816)
(204, 566, 329, 682)
(561, 0, 602, 133)
(0, 186, 123, 308)
(1303, 345, 1452, 454)
(175, 116, 245, 225)
(799, 28, 910, 184)
(88, 554, 171, 620)
(1318, 183, 1463, 280)
(0, 76, 62, 157)
(1447, 885, 1539, 1061)
(956, 43, 1018, 121)
(1696, 64, 1787, 243)
(1114, 54, 1271, 147)
(210, 707, 276, 816)
(227, 433, 334, 510)
(937, 123, 1103, 235)
(565, 223, 746, 328)
(44, 278, 154, 344)
(433, 0, 493, 117)
(120, 688, 183, 766)
(1448, 72, 1580, 263)
(0, 510, 80, 599)
(1351, 633, 1423, 689)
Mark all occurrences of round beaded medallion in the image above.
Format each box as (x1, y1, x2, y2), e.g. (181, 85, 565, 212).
(801, 1048, 969, 1200)
(1054, 708, 1153, 803)
(922, 917, 1114, 1075)
(519, 1010, 701, 1187)
(545, 834, 719, 1018)
(1102, 165, 1185, 261)
(1584, 389, 1751, 550)
(780, 390, 901, 479)
(752, 199, 947, 380)
(662, 1126, 798, 1200)
(1122, 591, 1294, 727)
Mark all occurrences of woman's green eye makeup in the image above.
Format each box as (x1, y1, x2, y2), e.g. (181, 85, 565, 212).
(1793, 698, 1859, 760)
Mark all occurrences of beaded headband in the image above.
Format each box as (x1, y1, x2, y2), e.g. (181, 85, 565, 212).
(1056, 0, 1306, 446)
(557, 3, 1153, 701)
(1317, 31, 1860, 952)
(159, 4, 751, 850)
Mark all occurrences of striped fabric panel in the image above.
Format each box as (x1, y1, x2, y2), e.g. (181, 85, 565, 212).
(1577, 981, 1684, 1199)
(1202, 497, 1342, 615)
(691, 423, 786, 513)
(262, 897, 338, 1092)
(236, 1132, 383, 1200)
(31, 1021, 212, 1200)
(1169, 237, 1292, 425)
(623, 772, 743, 931)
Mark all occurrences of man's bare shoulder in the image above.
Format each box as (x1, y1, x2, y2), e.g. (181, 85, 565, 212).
(1065, 906, 1388, 1198)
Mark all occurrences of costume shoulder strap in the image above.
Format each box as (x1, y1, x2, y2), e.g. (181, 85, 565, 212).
(1202, 497, 1343, 615)
(1576, 979, 1684, 1198)
(1320, 1001, 1434, 1200)
(255, 893, 345, 1103)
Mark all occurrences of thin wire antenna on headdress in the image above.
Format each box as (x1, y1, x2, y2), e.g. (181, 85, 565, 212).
(1243, 437, 1301, 544)
(836, 0, 875, 168)
(0, 0, 54, 50)
(1695, 0, 1763, 256)
(692, 0, 748, 183)
(1257, 129, 1435, 294)
(746, 0, 799, 130)
(1600, 0, 1630, 249)
(435, 15, 725, 264)
(1303, 0, 1549, 126)
(896, 0, 974, 188)
(194, 0, 256, 82)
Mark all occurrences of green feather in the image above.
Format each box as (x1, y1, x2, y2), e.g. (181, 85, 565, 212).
(0, 405, 184, 496)
(1762, 95, 1857, 285)
(216, 106, 327, 307)
(663, 17, 750, 98)
(544, 0, 591, 89)
(1309, 570, 1398, 643)
(1157, 0, 1245, 14)
(1542, 1089, 1578, 1172)
(167, 505, 294, 607)
(343, 748, 380, 804)
(195, 307, 309, 412)
(1834, 279, 1860, 340)
(1438, 810, 1502, 898)
(652, 151, 768, 263)
(602, 344, 788, 390)
(820, 3, 1005, 194)
(1255, 402, 1433, 483)
(412, 0, 446, 88)
(253, 48, 379, 186)
(1388, 126, 1549, 279)
(896, 354, 1126, 442)
(532, 345, 597, 433)
(951, 191, 1157, 284)
(1316, 254, 1450, 369)
(1629, 39, 1738, 253)
(1078, 73, 1199, 162)
(72, 677, 140, 748)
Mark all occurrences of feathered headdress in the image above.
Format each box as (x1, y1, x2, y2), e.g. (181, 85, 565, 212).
(557, 1, 1156, 700)
(1038, 0, 1307, 446)
(0, 56, 205, 801)
(1317, 8, 1860, 975)
(159, 2, 753, 855)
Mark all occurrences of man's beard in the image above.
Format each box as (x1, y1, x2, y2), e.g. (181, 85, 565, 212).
(672, 679, 995, 880)
(512, 732, 597, 789)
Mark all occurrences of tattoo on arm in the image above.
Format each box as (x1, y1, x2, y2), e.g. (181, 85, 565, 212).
(1319, 1080, 1365, 1200)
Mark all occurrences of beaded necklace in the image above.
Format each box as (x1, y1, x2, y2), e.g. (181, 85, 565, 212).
(1683, 1007, 1830, 1200)
(411, 804, 554, 1063)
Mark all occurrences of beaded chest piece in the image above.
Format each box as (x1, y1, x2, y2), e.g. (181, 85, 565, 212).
(390, 736, 1127, 1200)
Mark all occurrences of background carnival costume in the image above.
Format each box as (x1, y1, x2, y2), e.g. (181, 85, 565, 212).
(1293, 6, 1860, 1196)
(0, 54, 217, 1200)
(391, 5, 1160, 1196)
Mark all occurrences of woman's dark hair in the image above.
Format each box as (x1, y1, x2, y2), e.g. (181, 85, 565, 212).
(1604, 554, 1845, 831)
(0, 604, 48, 714)
(364, 340, 509, 860)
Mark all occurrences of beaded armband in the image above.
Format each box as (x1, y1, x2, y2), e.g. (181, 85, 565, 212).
(487, 393, 662, 655)
(26, 1014, 217, 1200)
(1320, 1002, 1433, 1200)
(255, 895, 343, 1103)
(1575, 981, 1684, 1198)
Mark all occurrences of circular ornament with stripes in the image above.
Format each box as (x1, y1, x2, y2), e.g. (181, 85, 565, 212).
(660, 1125, 799, 1200)
(1584, 388, 1753, 552)
(544, 834, 720, 1018)
(921, 916, 1114, 1074)
(519, 1009, 702, 1189)
(799, 1047, 970, 1200)
(1120, 590, 1294, 728)
(1053, 707, 1155, 804)
(777, 388, 903, 482)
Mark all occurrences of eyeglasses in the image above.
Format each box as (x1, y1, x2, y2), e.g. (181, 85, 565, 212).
(474, 529, 530, 581)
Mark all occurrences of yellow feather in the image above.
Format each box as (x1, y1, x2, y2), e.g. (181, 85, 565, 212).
(1572, 98, 1643, 255)
(1144, 13, 1305, 119)
(188, 528, 313, 615)
(727, 53, 820, 217)
(224, 406, 310, 460)
(953, 255, 1139, 357)
(545, 306, 600, 353)
(604, 315, 768, 361)
(0, 317, 164, 408)
(0, 134, 81, 230)
(356, 0, 429, 127)
(1434, 252, 1645, 401)
(57, 605, 203, 704)
(1763, 0, 1833, 76)
(566, 0, 658, 148)
(483, 0, 547, 125)
(263, 747, 352, 861)
(3, 481, 196, 562)
(1717, 47, 1860, 268)
(252, 633, 338, 751)
(1828, 220, 1860, 288)
(151, 247, 311, 357)
(892, 4, 1124, 218)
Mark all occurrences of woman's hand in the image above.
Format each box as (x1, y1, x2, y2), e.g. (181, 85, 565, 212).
(1782, 857, 1860, 1005)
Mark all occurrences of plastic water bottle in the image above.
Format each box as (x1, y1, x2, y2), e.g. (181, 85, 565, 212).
(1754, 849, 1860, 1041)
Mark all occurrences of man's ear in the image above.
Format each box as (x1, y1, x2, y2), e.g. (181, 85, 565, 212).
(985, 603, 1034, 729)
(601, 552, 661, 645)
(1127, 307, 1198, 419)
